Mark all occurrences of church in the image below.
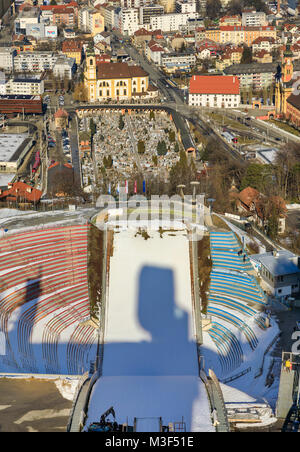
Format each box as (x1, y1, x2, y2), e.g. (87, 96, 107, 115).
(275, 43, 300, 127)
(84, 46, 157, 102)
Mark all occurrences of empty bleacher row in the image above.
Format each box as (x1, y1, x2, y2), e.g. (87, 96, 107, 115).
(0, 224, 97, 375)
(207, 231, 267, 377)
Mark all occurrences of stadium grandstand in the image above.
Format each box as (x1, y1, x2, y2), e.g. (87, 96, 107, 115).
(0, 222, 97, 375)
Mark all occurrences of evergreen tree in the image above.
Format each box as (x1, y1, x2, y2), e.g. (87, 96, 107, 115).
(137, 140, 145, 154)
(118, 114, 125, 130)
(241, 46, 253, 64)
(157, 140, 167, 156)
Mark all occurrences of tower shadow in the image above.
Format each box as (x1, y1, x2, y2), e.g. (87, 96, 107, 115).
(93, 265, 203, 431)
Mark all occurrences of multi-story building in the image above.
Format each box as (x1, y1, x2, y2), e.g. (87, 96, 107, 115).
(139, 5, 164, 25)
(242, 10, 267, 27)
(4, 77, 44, 95)
(53, 56, 76, 80)
(52, 7, 76, 28)
(158, 0, 176, 13)
(121, 0, 141, 7)
(14, 7, 41, 35)
(216, 47, 243, 70)
(62, 40, 83, 65)
(219, 15, 242, 26)
(97, 4, 115, 29)
(40, 2, 79, 22)
(84, 49, 151, 102)
(204, 25, 276, 47)
(120, 8, 140, 35)
(175, 0, 197, 13)
(14, 52, 57, 72)
(0, 49, 17, 72)
(224, 62, 277, 91)
(252, 36, 276, 53)
(189, 75, 240, 108)
(146, 39, 166, 65)
(79, 7, 104, 36)
(161, 51, 196, 72)
(150, 12, 199, 32)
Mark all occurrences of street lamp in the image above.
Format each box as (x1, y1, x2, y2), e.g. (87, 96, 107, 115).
(190, 181, 200, 205)
(177, 184, 185, 200)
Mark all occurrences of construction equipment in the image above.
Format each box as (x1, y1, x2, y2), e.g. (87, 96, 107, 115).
(87, 406, 117, 432)
(87, 407, 134, 432)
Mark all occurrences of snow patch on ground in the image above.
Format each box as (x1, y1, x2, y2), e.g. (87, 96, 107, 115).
(54, 378, 79, 401)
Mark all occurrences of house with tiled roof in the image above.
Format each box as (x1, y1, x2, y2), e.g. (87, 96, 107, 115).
(219, 15, 242, 26)
(252, 36, 276, 54)
(62, 39, 83, 65)
(0, 181, 42, 204)
(54, 108, 69, 129)
(234, 186, 287, 234)
(253, 49, 272, 63)
(189, 75, 240, 108)
(146, 39, 166, 65)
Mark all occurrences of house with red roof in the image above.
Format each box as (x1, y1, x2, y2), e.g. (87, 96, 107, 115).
(0, 181, 42, 204)
(233, 186, 287, 233)
(146, 39, 166, 65)
(189, 75, 240, 108)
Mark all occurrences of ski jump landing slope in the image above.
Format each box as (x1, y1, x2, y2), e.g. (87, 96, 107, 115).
(85, 228, 213, 432)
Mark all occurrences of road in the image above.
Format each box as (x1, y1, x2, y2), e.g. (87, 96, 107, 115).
(69, 111, 81, 187)
(225, 109, 300, 145)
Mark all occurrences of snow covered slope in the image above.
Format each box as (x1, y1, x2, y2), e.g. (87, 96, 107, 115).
(85, 228, 213, 432)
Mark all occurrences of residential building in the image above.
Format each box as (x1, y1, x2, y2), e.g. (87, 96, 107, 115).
(158, 0, 175, 13)
(252, 36, 276, 53)
(120, 8, 139, 35)
(14, 51, 57, 72)
(146, 39, 166, 65)
(139, 5, 164, 25)
(5, 77, 44, 95)
(53, 56, 76, 80)
(224, 62, 277, 90)
(0, 181, 42, 204)
(52, 7, 76, 28)
(161, 51, 196, 72)
(0, 49, 17, 72)
(234, 186, 286, 234)
(219, 15, 242, 26)
(242, 10, 267, 27)
(62, 40, 83, 65)
(175, 0, 197, 13)
(250, 250, 300, 297)
(150, 12, 200, 32)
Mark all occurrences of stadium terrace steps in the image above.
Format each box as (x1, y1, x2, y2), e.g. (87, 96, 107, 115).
(207, 231, 267, 377)
(0, 224, 96, 375)
(209, 322, 244, 374)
